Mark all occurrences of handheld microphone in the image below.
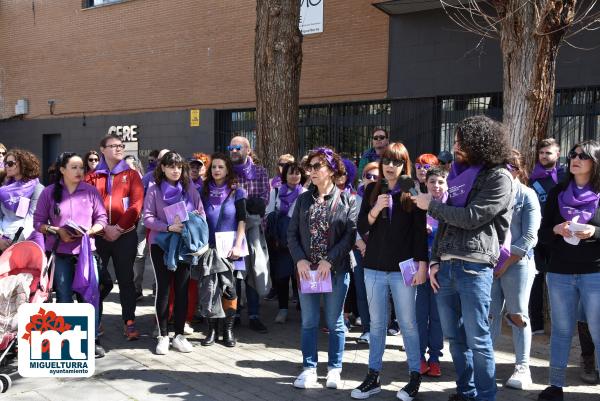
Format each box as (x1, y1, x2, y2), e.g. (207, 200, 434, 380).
(399, 175, 418, 196)
(380, 180, 390, 219)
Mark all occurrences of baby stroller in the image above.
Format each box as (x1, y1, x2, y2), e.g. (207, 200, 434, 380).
(0, 237, 52, 393)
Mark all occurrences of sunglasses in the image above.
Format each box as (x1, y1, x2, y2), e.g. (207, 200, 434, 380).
(88, 158, 99, 162)
(568, 150, 592, 161)
(0, 151, 5, 156)
(105, 144, 125, 150)
(364, 173, 378, 180)
(227, 145, 242, 151)
(4, 160, 16, 168)
(278, 162, 289, 167)
(306, 162, 325, 171)
(415, 163, 431, 170)
(381, 157, 404, 168)
(373, 135, 387, 141)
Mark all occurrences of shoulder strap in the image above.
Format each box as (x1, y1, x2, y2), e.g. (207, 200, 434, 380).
(215, 189, 234, 231)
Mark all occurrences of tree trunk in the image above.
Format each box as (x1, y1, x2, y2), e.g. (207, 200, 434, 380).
(497, 0, 575, 168)
(254, 0, 303, 176)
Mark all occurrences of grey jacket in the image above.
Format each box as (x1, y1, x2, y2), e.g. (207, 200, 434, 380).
(287, 186, 357, 274)
(429, 166, 515, 266)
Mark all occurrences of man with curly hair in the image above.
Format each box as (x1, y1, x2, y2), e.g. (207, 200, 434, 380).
(412, 115, 514, 401)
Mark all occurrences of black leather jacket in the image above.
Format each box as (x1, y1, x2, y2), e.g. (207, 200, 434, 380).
(287, 186, 357, 274)
(429, 166, 515, 266)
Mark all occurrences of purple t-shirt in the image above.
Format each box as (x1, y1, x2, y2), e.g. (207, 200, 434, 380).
(33, 182, 108, 254)
(143, 183, 205, 245)
(201, 188, 246, 246)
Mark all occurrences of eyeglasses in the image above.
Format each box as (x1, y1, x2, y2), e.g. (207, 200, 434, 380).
(306, 162, 324, 171)
(381, 157, 404, 167)
(0, 151, 5, 156)
(4, 161, 16, 168)
(415, 163, 431, 170)
(364, 173, 378, 180)
(88, 158, 99, 162)
(227, 145, 242, 151)
(568, 150, 592, 161)
(105, 144, 125, 150)
(373, 135, 387, 141)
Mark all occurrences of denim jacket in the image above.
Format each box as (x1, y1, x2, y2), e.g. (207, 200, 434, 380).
(510, 182, 541, 258)
(287, 186, 357, 274)
(429, 166, 515, 266)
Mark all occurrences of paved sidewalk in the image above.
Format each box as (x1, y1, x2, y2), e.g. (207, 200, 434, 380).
(2, 273, 599, 401)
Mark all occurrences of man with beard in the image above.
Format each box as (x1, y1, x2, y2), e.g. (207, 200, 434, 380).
(357, 128, 390, 180)
(228, 136, 270, 333)
(412, 116, 514, 401)
(528, 138, 565, 336)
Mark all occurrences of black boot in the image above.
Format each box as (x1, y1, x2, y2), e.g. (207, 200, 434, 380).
(201, 318, 218, 346)
(222, 316, 237, 347)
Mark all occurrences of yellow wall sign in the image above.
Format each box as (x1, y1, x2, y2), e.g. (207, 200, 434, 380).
(190, 110, 200, 127)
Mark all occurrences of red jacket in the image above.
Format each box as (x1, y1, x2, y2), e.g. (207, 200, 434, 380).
(85, 169, 143, 232)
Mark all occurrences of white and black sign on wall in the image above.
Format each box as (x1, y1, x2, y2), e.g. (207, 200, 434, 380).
(299, 0, 323, 35)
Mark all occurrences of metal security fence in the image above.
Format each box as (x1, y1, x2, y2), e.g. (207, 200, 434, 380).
(215, 100, 391, 161)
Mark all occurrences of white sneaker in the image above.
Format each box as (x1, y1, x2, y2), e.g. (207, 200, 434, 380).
(183, 322, 194, 335)
(293, 368, 318, 389)
(326, 367, 342, 389)
(172, 334, 193, 353)
(505, 364, 532, 390)
(155, 336, 170, 355)
(274, 309, 288, 324)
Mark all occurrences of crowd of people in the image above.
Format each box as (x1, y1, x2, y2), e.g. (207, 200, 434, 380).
(0, 113, 598, 401)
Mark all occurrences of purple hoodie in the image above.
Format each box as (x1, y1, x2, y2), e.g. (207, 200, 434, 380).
(33, 182, 108, 254)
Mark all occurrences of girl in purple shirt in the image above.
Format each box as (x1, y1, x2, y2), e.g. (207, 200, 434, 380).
(33, 152, 107, 357)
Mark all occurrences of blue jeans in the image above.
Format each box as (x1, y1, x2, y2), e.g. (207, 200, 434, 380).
(54, 254, 101, 338)
(490, 256, 535, 366)
(298, 271, 350, 369)
(364, 268, 421, 373)
(436, 260, 496, 401)
(416, 281, 443, 363)
(546, 272, 600, 387)
(236, 278, 260, 318)
(353, 249, 370, 332)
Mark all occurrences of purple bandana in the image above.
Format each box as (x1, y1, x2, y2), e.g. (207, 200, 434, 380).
(94, 157, 131, 194)
(386, 181, 404, 222)
(233, 157, 256, 181)
(0, 178, 39, 212)
(72, 234, 100, 309)
(530, 162, 558, 185)
(271, 176, 282, 189)
(312, 147, 338, 172)
(279, 184, 302, 215)
(558, 181, 600, 223)
(160, 180, 184, 206)
(207, 181, 232, 209)
(447, 162, 483, 207)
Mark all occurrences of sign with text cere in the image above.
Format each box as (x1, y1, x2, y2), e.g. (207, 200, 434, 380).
(299, 0, 323, 35)
(108, 125, 138, 142)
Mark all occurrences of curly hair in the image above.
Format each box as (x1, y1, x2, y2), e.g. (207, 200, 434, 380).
(455, 115, 511, 168)
(5, 149, 41, 181)
(202, 153, 238, 196)
(153, 151, 191, 192)
(304, 147, 346, 180)
(416, 153, 439, 166)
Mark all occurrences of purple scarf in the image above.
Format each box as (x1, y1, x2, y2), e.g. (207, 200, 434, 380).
(147, 160, 157, 174)
(72, 234, 99, 309)
(94, 157, 131, 194)
(192, 177, 203, 192)
(271, 176, 282, 189)
(530, 162, 558, 184)
(386, 181, 403, 222)
(0, 178, 39, 212)
(447, 162, 484, 207)
(558, 181, 600, 223)
(207, 181, 232, 209)
(279, 184, 302, 215)
(160, 180, 185, 206)
(233, 158, 256, 180)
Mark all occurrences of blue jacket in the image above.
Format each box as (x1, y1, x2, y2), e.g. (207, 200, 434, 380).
(156, 212, 209, 270)
(509, 182, 541, 258)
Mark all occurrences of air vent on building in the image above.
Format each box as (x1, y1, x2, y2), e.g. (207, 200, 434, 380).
(15, 99, 29, 115)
